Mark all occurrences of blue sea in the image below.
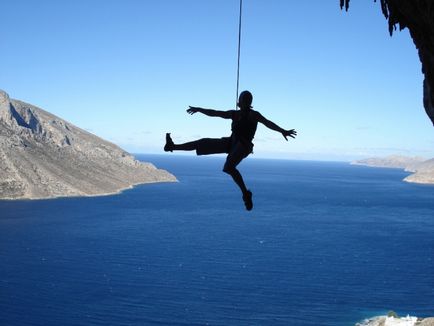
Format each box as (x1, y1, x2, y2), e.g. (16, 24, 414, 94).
(1, 155, 434, 326)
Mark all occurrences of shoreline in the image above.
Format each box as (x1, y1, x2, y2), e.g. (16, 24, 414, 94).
(0, 179, 177, 201)
(351, 162, 434, 186)
(356, 315, 434, 326)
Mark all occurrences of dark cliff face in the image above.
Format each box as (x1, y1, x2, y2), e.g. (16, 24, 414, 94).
(342, 0, 434, 125)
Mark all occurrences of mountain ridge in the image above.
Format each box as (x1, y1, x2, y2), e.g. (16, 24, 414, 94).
(0, 90, 176, 200)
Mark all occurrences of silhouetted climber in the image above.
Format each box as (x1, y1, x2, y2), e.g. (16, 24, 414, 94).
(164, 91, 297, 211)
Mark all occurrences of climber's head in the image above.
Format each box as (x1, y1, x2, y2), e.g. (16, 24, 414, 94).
(237, 90, 253, 110)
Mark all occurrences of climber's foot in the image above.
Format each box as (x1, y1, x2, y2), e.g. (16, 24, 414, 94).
(243, 190, 253, 211)
(164, 133, 174, 152)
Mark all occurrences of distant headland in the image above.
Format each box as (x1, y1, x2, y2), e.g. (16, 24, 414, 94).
(351, 155, 434, 185)
(0, 90, 176, 200)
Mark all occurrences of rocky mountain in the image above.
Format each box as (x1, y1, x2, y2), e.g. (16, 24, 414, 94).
(0, 90, 176, 200)
(404, 158, 434, 184)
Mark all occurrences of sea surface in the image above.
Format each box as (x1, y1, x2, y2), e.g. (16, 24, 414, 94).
(1, 155, 434, 326)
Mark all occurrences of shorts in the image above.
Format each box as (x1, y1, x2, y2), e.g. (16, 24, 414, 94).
(196, 137, 231, 155)
(196, 137, 253, 170)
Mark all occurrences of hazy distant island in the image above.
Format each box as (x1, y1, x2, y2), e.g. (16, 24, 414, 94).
(351, 155, 434, 185)
(0, 90, 176, 200)
(351, 155, 426, 171)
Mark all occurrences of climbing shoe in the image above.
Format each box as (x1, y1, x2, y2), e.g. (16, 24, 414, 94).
(243, 190, 253, 211)
(164, 133, 174, 152)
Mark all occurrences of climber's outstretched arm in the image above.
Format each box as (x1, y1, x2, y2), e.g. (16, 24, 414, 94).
(187, 106, 233, 119)
(256, 112, 297, 141)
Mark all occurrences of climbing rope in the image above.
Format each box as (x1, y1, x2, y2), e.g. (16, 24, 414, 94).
(235, 0, 243, 108)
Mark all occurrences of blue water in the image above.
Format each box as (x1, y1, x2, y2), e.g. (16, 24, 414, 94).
(1, 155, 434, 326)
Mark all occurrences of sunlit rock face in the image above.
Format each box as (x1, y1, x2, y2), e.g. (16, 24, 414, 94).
(342, 0, 434, 125)
(0, 90, 176, 200)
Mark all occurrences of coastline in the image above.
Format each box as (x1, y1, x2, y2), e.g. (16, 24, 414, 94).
(351, 157, 434, 186)
(356, 315, 434, 326)
(0, 178, 177, 201)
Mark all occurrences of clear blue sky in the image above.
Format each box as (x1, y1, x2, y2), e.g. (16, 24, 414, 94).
(1, 0, 433, 161)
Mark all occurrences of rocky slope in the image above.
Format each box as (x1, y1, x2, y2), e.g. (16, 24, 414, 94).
(356, 315, 434, 326)
(404, 158, 434, 184)
(0, 90, 176, 200)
